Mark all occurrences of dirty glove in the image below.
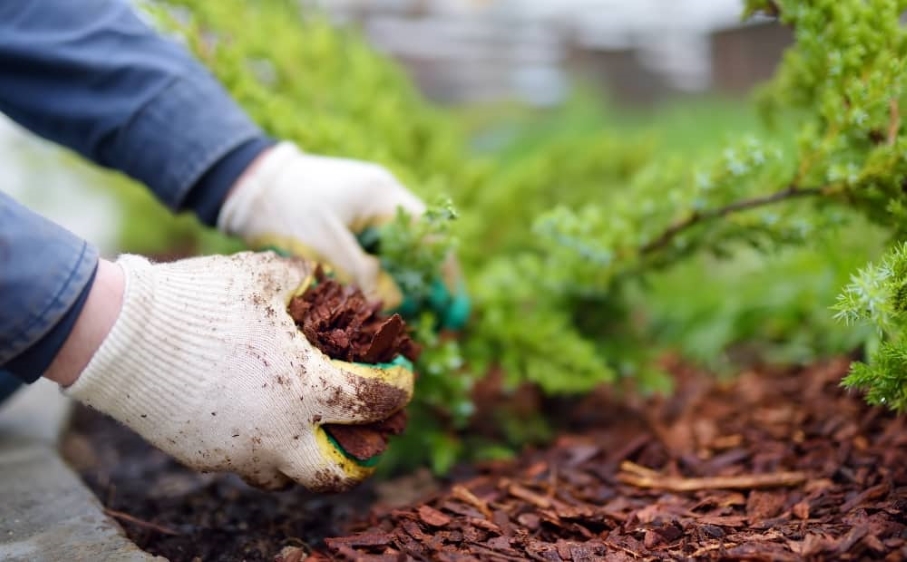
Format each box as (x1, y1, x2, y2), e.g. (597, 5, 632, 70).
(64, 252, 413, 492)
(217, 141, 470, 329)
(218, 142, 423, 309)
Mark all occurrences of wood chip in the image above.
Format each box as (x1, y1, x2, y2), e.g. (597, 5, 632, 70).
(418, 505, 452, 527)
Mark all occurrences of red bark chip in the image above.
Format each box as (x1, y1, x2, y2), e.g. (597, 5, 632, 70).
(288, 267, 420, 364)
(312, 358, 907, 561)
(418, 505, 452, 527)
(287, 266, 421, 460)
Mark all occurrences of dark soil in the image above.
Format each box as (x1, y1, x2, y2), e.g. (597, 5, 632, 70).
(288, 267, 420, 460)
(63, 404, 379, 561)
(62, 357, 907, 561)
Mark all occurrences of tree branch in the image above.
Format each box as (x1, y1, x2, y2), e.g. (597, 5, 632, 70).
(640, 184, 829, 255)
(888, 97, 900, 146)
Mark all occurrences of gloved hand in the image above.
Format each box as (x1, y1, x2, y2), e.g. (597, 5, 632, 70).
(64, 252, 413, 492)
(218, 142, 423, 310)
(217, 141, 470, 329)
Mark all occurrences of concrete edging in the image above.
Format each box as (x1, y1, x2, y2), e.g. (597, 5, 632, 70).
(0, 380, 164, 562)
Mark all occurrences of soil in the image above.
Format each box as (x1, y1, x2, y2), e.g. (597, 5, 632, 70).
(62, 356, 907, 561)
(287, 267, 421, 460)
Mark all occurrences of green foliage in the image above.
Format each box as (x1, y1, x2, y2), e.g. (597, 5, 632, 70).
(80, 0, 907, 472)
(834, 241, 907, 337)
(834, 241, 907, 410)
(372, 200, 458, 305)
(527, 0, 907, 409)
(747, 0, 907, 408)
(649, 221, 883, 373)
(747, 0, 907, 226)
(137, 0, 664, 470)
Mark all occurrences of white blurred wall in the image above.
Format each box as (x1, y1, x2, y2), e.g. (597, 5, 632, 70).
(310, 0, 750, 104)
(0, 116, 121, 256)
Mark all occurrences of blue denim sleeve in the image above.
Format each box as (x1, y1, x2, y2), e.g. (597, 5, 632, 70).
(0, 192, 99, 384)
(0, 0, 273, 224)
(0, 0, 278, 391)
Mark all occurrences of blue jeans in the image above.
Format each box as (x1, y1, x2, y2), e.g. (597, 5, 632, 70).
(0, 0, 269, 384)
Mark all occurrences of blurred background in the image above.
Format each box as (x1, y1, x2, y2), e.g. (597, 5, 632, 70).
(2, 0, 788, 252)
(309, 0, 783, 107)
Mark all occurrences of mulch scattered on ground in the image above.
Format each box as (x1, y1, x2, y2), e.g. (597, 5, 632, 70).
(63, 357, 907, 561)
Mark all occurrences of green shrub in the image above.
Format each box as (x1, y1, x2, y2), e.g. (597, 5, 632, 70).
(81, 0, 907, 473)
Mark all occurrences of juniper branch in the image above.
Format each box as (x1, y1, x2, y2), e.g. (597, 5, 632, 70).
(640, 184, 830, 255)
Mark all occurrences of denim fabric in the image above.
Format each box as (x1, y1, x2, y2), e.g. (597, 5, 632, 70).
(0, 193, 99, 382)
(4, 257, 97, 382)
(0, 0, 269, 220)
(0, 0, 273, 390)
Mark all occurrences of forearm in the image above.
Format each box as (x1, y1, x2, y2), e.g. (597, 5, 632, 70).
(0, 0, 273, 225)
(0, 192, 99, 382)
(44, 260, 124, 388)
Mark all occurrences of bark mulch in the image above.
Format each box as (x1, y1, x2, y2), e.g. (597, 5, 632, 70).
(288, 268, 421, 462)
(62, 357, 907, 561)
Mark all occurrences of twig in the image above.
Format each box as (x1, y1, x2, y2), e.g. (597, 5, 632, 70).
(451, 485, 493, 519)
(889, 97, 901, 146)
(618, 461, 807, 492)
(546, 464, 558, 499)
(640, 184, 828, 255)
(507, 483, 551, 509)
(463, 543, 527, 562)
(690, 542, 736, 558)
(620, 461, 660, 478)
(104, 508, 180, 535)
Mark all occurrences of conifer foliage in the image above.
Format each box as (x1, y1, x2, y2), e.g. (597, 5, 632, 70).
(116, 0, 907, 471)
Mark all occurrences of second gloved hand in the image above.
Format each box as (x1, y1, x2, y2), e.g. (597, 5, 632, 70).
(64, 252, 413, 492)
(217, 142, 426, 311)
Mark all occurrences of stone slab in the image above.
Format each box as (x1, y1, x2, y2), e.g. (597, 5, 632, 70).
(0, 442, 165, 562)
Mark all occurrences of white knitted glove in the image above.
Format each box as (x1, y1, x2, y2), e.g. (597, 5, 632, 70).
(218, 142, 426, 310)
(64, 252, 414, 492)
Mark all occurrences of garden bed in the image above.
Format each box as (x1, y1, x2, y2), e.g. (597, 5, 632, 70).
(61, 355, 907, 560)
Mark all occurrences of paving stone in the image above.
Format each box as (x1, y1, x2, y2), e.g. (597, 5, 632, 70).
(0, 443, 164, 562)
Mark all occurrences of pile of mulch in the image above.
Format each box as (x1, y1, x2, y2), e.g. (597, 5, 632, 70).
(287, 269, 420, 461)
(303, 357, 907, 561)
(62, 357, 907, 561)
